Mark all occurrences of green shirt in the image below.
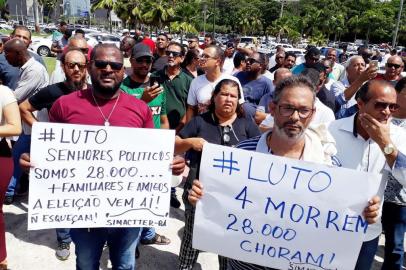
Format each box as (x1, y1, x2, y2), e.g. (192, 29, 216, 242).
(120, 76, 166, 128)
(151, 68, 192, 129)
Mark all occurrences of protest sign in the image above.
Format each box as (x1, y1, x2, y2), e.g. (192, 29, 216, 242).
(28, 122, 175, 230)
(193, 143, 382, 270)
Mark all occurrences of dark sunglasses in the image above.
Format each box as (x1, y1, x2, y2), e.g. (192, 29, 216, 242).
(247, 58, 261, 64)
(65, 62, 87, 70)
(374, 101, 399, 112)
(165, 50, 181, 57)
(134, 57, 153, 64)
(386, 63, 402, 69)
(93, 60, 123, 70)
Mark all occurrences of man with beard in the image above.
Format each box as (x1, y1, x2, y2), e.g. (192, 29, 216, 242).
(151, 33, 169, 72)
(291, 47, 321, 75)
(375, 55, 404, 86)
(283, 51, 296, 70)
(235, 51, 273, 118)
(187, 75, 381, 270)
(47, 43, 165, 269)
(18, 48, 89, 261)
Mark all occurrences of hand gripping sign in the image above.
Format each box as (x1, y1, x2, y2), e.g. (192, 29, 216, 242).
(28, 122, 174, 230)
(193, 143, 382, 270)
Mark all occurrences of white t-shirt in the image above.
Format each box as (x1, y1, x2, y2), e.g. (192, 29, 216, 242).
(0, 85, 16, 126)
(187, 73, 244, 114)
(222, 56, 235, 75)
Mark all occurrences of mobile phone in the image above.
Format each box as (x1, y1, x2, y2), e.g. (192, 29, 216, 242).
(369, 60, 379, 69)
(149, 76, 160, 87)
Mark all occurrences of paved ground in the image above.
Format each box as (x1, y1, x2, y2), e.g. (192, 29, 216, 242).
(3, 190, 405, 270)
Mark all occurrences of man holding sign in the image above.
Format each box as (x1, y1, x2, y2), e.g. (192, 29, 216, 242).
(32, 43, 183, 270)
(188, 76, 380, 270)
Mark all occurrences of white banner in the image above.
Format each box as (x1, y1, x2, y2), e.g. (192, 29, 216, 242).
(28, 122, 175, 230)
(193, 143, 382, 270)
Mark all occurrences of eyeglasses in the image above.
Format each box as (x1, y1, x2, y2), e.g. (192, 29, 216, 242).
(93, 60, 123, 70)
(165, 50, 181, 57)
(386, 63, 402, 69)
(278, 105, 314, 118)
(134, 57, 153, 64)
(200, 54, 217, 60)
(247, 58, 261, 64)
(373, 101, 399, 112)
(65, 62, 87, 70)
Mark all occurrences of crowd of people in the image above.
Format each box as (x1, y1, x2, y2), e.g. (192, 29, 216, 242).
(0, 21, 405, 270)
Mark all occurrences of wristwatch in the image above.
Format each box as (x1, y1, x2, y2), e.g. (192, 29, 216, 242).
(383, 143, 396, 155)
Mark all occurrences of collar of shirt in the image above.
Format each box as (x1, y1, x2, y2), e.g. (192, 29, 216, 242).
(255, 130, 272, 154)
(20, 57, 35, 71)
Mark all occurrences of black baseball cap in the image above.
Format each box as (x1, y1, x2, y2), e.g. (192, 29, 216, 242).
(131, 43, 152, 59)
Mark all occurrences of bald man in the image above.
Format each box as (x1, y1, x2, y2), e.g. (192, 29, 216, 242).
(4, 38, 49, 205)
(376, 55, 404, 86)
(254, 67, 292, 124)
(49, 37, 91, 84)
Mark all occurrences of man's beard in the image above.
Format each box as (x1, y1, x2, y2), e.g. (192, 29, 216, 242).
(91, 75, 121, 96)
(273, 120, 305, 142)
(66, 77, 86, 90)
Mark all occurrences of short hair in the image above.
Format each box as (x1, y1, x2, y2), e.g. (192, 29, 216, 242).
(302, 68, 321, 87)
(12, 25, 31, 39)
(345, 55, 364, 69)
(205, 33, 213, 40)
(208, 79, 244, 117)
(60, 48, 87, 64)
(60, 21, 67, 27)
(395, 77, 406, 93)
(90, 43, 123, 62)
(233, 52, 246, 68)
(275, 45, 284, 52)
(167, 41, 185, 56)
(206, 44, 224, 62)
(273, 75, 316, 104)
(75, 29, 85, 36)
(158, 33, 168, 40)
(285, 51, 296, 60)
(391, 49, 398, 55)
(65, 29, 73, 38)
(257, 52, 267, 65)
(187, 35, 198, 41)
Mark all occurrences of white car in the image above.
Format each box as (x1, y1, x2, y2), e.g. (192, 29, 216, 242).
(87, 33, 121, 48)
(30, 36, 53, 57)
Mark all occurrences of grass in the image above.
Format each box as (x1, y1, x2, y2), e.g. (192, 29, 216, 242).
(43, 57, 56, 75)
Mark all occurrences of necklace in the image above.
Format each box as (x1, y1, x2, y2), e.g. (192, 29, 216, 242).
(90, 89, 121, 126)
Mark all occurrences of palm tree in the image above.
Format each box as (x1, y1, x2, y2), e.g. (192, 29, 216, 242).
(0, 0, 9, 21)
(92, 0, 115, 33)
(142, 0, 175, 35)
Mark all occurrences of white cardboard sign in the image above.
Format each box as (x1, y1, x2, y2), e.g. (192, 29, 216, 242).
(193, 143, 382, 270)
(28, 122, 175, 230)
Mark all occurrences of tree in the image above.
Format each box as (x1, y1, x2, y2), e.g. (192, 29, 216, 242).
(142, 0, 175, 34)
(0, 0, 9, 21)
(92, 0, 115, 33)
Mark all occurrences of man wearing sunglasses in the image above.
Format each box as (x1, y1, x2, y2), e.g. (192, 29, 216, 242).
(187, 35, 202, 54)
(18, 48, 89, 261)
(50, 37, 92, 84)
(235, 52, 273, 118)
(120, 43, 173, 246)
(375, 56, 404, 86)
(328, 79, 406, 270)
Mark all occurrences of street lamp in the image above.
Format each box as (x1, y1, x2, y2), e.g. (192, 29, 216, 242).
(393, 0, 404, 47)
(212, 0, 215, 37)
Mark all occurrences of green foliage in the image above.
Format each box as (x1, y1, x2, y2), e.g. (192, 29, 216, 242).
(102, 0, 405, 44)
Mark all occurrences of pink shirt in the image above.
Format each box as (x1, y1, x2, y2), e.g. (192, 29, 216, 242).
(49, 88, 154, 128)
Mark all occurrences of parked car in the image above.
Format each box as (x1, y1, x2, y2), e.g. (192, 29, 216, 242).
(87, 33, 120, 48)
(30, 36, 53, 57)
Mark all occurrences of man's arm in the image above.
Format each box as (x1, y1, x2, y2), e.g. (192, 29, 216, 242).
(160, 115, 169, 129)
(343, 67, 377, 101)
(185, 105, 197, 123)
(19, 100, 38, 126)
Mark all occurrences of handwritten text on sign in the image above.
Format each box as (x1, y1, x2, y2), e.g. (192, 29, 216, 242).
(28, 122, 175, 230)
(193, 143, 381, 270)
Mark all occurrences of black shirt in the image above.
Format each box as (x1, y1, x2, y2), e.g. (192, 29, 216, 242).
(179, 112, 260, 187)
(151, 54, 168, 73)
(29, 82, 90, 111)
(317, 86, 338, 113)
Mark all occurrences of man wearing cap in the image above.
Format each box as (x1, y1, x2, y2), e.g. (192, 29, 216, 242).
(121, 29, 130, 41)
(291, 47, 321, 75)
(120, 43, 172, 247)
(222, 41, 236, 75)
